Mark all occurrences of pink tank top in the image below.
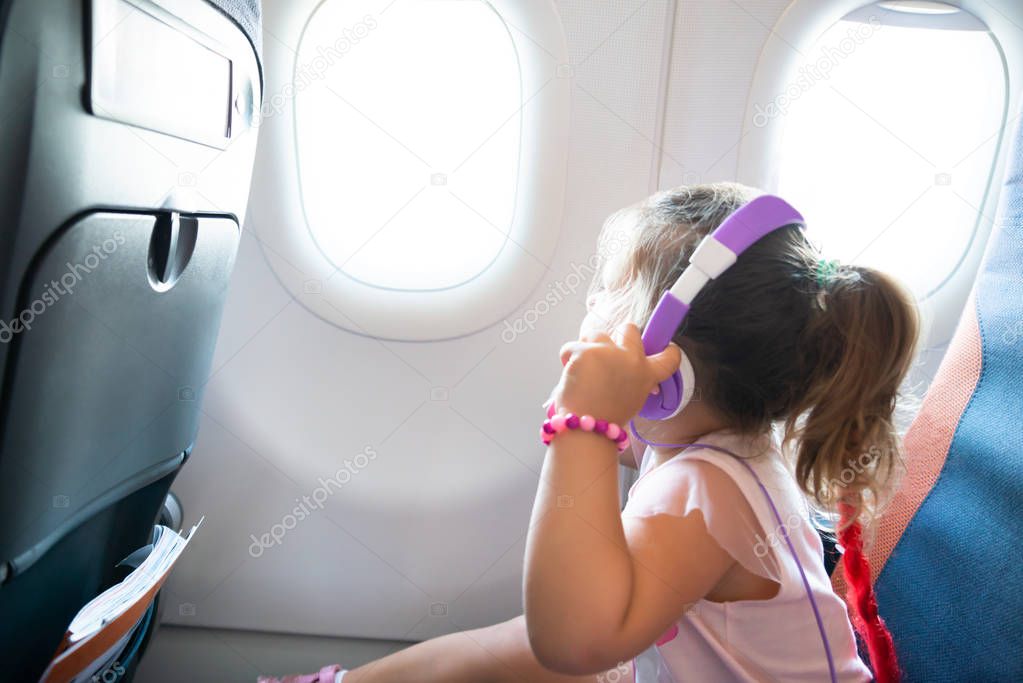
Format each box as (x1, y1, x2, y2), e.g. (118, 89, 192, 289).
(621, 429, 872, 682)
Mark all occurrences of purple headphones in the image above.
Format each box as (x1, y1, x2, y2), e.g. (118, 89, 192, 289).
(638, 194, 806, 420)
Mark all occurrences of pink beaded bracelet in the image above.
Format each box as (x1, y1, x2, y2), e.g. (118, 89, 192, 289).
(540, 401, 630, 453)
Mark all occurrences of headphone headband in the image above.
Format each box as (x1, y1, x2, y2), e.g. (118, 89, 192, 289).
(638, 194, 806, 420)
(711, 194, 806, 255)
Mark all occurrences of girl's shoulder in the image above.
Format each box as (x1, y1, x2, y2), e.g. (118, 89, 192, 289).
(623, 430, 786, 584)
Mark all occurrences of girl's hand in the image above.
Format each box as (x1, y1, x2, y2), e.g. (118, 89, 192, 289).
(550, 323, 682, 427)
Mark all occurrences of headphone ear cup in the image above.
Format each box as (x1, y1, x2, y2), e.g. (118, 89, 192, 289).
(664, 350, 696, 419)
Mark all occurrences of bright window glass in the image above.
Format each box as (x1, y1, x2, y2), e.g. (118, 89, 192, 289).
(776, 7, 1005, 299)
(295, 0, 522, 291)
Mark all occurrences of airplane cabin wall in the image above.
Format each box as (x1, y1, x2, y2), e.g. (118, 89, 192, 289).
(160, 0, 1022, 642)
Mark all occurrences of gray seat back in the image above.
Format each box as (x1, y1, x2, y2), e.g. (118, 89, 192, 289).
(0, 0, 262, 677)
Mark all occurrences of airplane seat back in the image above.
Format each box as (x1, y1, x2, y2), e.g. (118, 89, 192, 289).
(832, 98, 1023, 680)
(0, 0, 262, 678)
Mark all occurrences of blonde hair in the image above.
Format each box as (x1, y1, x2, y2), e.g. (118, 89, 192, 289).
(589, 182, 919, 522)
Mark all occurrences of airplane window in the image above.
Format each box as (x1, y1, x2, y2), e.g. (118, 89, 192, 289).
(294, 0, 521, 291)
(774, 4, 1006, 300)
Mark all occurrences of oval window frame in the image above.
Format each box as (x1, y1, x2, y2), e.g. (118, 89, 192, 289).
(249, 0, 570, 341)
(737, 0, 1017, 348)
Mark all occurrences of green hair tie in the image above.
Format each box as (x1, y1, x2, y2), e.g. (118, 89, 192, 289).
(816, 258, 840, 287)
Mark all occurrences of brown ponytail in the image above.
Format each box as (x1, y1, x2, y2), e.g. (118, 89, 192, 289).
(783, 264, 918, 521)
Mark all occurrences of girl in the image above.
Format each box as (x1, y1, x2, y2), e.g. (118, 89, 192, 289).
(261, 182, 917, 682)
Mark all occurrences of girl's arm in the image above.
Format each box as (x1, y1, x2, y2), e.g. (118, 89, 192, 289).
(523, 324, 735, 674)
